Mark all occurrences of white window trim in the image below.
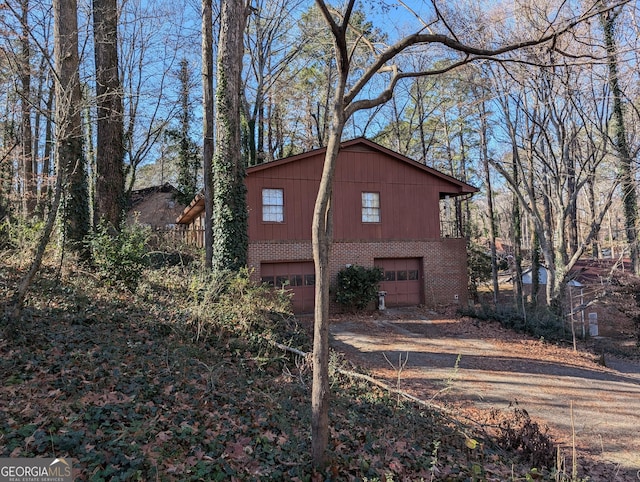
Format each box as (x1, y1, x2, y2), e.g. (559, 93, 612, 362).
(262, 188, 284, 222)
(362, 192, 380, 223)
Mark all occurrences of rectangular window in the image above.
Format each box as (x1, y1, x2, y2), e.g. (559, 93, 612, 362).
(362, 192, 380, 223)
(262, 188, 284, 222)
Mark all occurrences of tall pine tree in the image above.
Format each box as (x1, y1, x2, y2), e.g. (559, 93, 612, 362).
(93, 0, 125, 230)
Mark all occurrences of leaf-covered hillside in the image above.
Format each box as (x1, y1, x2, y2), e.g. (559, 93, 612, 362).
(1, 260, 558, 481)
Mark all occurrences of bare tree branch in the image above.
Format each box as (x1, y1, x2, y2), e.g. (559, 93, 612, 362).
(344, 0, 631, 107)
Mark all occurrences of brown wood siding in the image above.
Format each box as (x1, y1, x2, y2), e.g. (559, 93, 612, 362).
(247, 145, 467, 242)
(334, 149, 450, 239)
(247, 172, 317, 240)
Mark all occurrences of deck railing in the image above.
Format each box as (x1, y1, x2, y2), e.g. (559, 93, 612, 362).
(151, 227, 205, 248)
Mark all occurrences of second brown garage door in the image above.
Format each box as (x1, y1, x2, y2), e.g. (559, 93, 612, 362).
(374, 258, 422, 306)
(260, 261, 315, 313)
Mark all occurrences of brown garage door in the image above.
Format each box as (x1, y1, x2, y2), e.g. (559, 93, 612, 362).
(374, 258, 422, 306)
(261, 261, 315, 313)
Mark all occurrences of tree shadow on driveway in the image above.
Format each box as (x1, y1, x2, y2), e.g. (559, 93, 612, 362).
(330, 312, 640, 479)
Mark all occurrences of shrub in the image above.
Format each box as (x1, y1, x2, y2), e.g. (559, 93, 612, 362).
(185, 267, 298, 346)
(460, 304, 565, 340)
(335, 264, 383, 311)
(0, 217, 46, 253)
(87, 221, 151, 291)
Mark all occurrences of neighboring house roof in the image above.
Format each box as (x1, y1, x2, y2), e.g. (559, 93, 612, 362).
(176, 137, 478, 225)
(128, 182, 186, 228)
(129, 182, 181, 207)
(521, 259, 629, 288)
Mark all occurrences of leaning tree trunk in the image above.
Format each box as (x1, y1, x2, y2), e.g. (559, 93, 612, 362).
(93, 0, 125, 230)
(311, 112, 343, 469)
(8, 150, 66, 328)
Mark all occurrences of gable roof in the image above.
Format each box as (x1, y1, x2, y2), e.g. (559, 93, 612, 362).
(176, 138, 477, 224)
(247, 137, 477, 195)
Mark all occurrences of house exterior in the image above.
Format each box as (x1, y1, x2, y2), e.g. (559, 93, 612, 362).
(176, 138, 477, 312)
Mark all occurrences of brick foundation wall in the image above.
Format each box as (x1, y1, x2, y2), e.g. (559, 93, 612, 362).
(248, 238, 469, 309)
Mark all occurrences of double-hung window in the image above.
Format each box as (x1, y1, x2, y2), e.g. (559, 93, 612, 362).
(262, 188, 284, 222)
(361, 192, 380, 223)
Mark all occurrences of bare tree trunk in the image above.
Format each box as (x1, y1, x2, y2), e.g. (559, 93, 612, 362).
(93, 0, 125, 230)
(311, 136, 337, 468)
(311, 102, 345, 467)
(20, 0, 36, 217)
(458, 126, 470, 238)
(512, 156, 524, 313)
(529, 157, 540, 308)
(479, 98, 499, 304)
(566, 138, 579, 256)
(503, 107, 524, 311)
(40, 85, 54, 214)
(310, 3, 351, 467)
(587, 179, 600, 257)
(202, 0, 214, 269)
(32, 59, 46, 217)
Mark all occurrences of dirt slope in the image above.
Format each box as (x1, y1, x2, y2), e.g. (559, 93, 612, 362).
(330, 308, 640, 481)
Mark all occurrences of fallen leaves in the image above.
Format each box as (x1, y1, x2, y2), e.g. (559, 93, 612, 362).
(0, 262, 577, 481)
